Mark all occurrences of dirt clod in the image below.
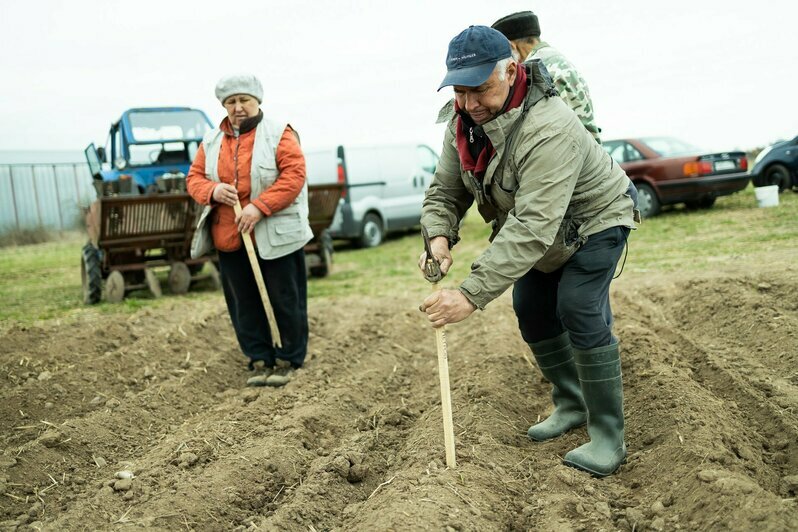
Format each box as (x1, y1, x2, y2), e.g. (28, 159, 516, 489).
(347, 463, 368, 483)
(328, 455, 350, 478)
(651, 500, 665, 515)
(697, 469, 721, 483)
(594, 501, 612, 518)
(39, 429, 62, 447)
(178, 452, 198, 468)
(113, 479, 132, 492)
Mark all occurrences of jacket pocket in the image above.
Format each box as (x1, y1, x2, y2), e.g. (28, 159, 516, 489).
(489, 182, 516, 213)
(489, 169, 518, 213)
(254, 161, 279, 191)
(533, 218, 587, 273)
(266, 215, 306, 247)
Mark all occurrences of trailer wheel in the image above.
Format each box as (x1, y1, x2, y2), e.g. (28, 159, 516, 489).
(144, 268, 162, 298)
(168, 262, 191, 294)
(81, 243, 102, 305)
(310, 231, 334, 277)
(105, 270, 126, 303)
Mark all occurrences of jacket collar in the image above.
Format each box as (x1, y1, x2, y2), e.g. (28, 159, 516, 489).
(530, 41, 551, 56)
(476, 60, 557, 186)
(482, 61, 551, 142)
(219, 110, 264, 137)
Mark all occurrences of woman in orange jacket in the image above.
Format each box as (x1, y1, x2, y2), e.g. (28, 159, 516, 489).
(187, 74, 312, 387)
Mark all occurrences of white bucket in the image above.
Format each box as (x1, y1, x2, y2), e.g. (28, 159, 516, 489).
(754, 185, 779, 208)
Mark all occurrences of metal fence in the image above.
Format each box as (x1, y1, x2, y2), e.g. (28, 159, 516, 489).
(0, 163, 96, 233)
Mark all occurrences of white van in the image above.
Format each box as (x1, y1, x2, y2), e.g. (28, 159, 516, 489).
(304, 143, 439, 247)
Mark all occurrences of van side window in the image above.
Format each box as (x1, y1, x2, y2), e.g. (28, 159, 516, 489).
(417, 145, 438, 174)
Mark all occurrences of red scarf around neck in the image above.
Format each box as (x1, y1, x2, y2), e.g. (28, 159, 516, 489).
(455, 64, 528, 180)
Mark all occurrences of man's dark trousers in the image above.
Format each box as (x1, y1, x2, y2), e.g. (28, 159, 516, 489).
(217, 245, 308, 369)
(512, 226, 629, 349)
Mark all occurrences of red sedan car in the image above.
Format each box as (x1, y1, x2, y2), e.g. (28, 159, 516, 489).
(602, 137, 750, 217)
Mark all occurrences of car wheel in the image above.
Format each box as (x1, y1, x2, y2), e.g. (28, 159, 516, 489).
(764, 164, 792, 192)
(635, 183, 660, 218)
(358, 213, 383, 248)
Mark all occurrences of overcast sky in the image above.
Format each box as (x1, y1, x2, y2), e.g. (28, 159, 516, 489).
(0, 0, 795, 154)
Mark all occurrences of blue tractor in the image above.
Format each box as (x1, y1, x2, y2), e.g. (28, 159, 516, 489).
(85, 107, 213, 193)
(81, 107, 219, 304)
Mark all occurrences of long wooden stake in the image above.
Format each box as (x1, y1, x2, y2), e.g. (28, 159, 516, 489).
(433, 281, 456, 468)
(234, 200, 281, 348)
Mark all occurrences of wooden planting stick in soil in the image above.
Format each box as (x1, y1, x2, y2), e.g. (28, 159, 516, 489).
(434, 298, 456, 468)
(421, 226, 456, 468)
(234, 200, 282, 348)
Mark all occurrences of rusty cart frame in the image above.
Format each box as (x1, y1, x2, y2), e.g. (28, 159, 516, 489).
(81, 181, 219, 304)
(304, 183, 344, 277)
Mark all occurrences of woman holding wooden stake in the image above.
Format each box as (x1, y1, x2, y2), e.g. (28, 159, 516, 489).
(187, 74, 312, 387)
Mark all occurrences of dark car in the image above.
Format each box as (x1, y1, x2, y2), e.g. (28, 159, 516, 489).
(750, 136, 798, 192)
(602, 137, 750, 218)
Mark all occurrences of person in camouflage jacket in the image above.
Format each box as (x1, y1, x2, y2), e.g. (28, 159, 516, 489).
(492, 10, 602, 144)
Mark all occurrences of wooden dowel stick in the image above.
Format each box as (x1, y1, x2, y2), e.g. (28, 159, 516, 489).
(433, 282, 456, 468)
(234, 200, 281, 348)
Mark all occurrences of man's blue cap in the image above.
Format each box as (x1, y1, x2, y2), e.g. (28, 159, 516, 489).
(438, 25, 512, 91)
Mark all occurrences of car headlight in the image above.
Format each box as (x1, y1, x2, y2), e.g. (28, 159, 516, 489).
(752, 146, 772, 169)
(114, 157, 127, 171)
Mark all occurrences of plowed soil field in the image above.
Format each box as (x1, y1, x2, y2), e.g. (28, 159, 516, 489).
(1, 263, 797, 530)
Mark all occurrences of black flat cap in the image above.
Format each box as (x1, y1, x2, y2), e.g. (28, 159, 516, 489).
(492, 11, 541, 40)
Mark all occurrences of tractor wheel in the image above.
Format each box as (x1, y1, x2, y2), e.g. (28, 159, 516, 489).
(81, 243, 102, 305)
(168, 262, 191, 294)
(144, 268, 162, 298)
(105, 270, 126, 303)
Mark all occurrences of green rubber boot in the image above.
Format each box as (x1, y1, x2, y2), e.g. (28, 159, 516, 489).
(563, 343, 626, 477)
(527, 332, 587, 441)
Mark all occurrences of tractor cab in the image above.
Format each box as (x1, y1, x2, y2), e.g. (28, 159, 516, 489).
(85, 107, 213, 194)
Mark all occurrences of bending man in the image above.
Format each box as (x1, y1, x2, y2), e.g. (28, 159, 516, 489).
(420, 26, 637, 477)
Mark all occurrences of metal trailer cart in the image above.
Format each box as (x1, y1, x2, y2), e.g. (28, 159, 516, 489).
(81, 177, 219, 304)
(304, 183, 344, 277)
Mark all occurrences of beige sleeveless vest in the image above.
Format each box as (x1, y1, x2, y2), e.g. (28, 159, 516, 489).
(190, 117, 312, 260)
